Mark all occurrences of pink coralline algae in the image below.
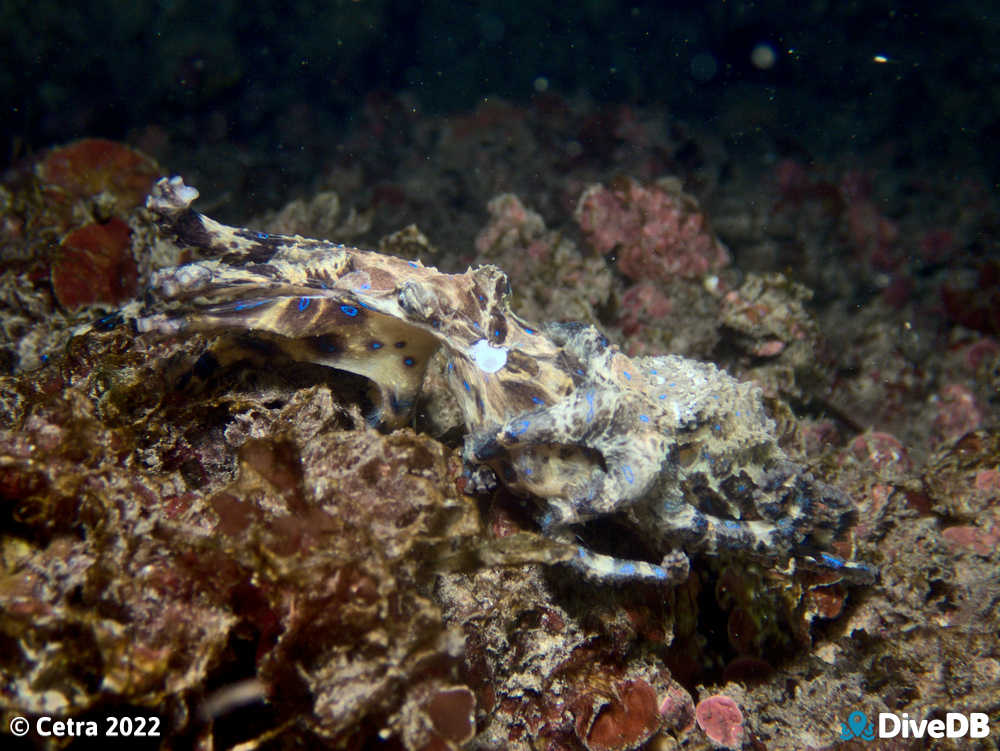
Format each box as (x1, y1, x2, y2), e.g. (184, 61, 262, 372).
(695, 694, 745, 749)
(933, 383, 984, 444)
(619, 281, 673, 336)
(575, 177, 729, 281)
(839, 170, 900, 270)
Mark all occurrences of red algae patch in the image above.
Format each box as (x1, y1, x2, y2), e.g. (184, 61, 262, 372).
(36, 137, 161, 212)
(574, 678, 661, 751)
(51, 217, 138, 309)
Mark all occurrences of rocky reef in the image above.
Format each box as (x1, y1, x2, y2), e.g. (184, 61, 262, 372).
(1, 111, 998, 751)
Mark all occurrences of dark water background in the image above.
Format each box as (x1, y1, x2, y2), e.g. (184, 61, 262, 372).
(3, 0, 996, 179)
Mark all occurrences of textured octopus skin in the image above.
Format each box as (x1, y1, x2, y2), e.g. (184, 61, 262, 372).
(129, 176, 875, 585)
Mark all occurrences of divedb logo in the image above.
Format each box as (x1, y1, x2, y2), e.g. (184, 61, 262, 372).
(840, 710, 991, 741)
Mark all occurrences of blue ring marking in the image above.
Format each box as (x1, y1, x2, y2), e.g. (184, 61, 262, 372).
(390, 395, 413, 412)
(639, 414, 650, 422)
(586, 390, 595, 422)
(339, 304, 359, 317)
(510, 419, 531, 436)
(256, 232, 269, 240)
(819, 553, 845, 569)
(234, 300, 267, 311)
(623, 465, 634, 484)
(298, 297, 311, 311)
(404, 356, 416, 367)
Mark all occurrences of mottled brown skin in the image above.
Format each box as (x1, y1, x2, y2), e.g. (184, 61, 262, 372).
(134, 177, 875, 585)
(141, 177, 578, 431)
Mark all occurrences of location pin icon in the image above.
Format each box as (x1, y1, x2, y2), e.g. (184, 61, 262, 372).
(848, 711, 868, 737)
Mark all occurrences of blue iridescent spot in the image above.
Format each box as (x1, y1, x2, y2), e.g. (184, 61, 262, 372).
(408, 260, 419, 268)
(404, 357, 416, 367)
(575, 368, 585, 376)
(624, 371, 631, 380)
(298, 297, 311, 311)
(737, 484, 746, 493)
(462, 380, 470, 391)
(586, 390, 595, 422)
(447, 362, 454, 371)
(234, 300, 266, 311)
(639, 414, 650, 422)
(650, 368, 658, 375)
(523, 467, 533, 475)
(256, 232, 269, 240)
(523, 327, 535, 334)
(510, 419, 531, 436)
(358, 282, 371, 290)
(616, 562, 637, 576)
(734, 410, 741, 416)
(721, 520, 741, 532)
(623, 465, 634, 484)
(531, 396, 544, 405)
(669, 382, 676, 387)
(370, 341, 383, 350)
(659, 394, 667, 400)
(819, 553, 845, 569)
(473, 321, 480, 329)
(340, 304, 359, 317)
(713, 424, 722, 432)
